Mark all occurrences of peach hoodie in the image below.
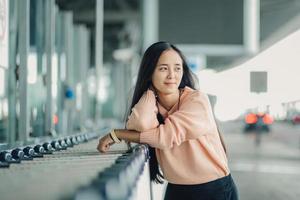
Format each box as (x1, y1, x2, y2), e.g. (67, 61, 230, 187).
(126, 86, 229, 184)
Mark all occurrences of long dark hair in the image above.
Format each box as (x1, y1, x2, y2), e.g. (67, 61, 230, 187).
(125, 41, 197, 183)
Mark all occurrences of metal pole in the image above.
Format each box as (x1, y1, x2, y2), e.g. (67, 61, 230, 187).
(142, 0, 158, 51)
(18, 0, 30, 142)
(56, 11, 63, 135)
(244, 0, 260, 54)
(45, 0, 55, 136)
(34, 0, 46, 137)
(36, 0, 45, 75)
(95, 0, 104, 121)
(63, 12, 74, 134)
(8, 0, 17, 145)
(78, 26, 90, 127)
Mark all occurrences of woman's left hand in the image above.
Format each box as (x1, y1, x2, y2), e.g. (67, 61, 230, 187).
(97, 134, 115, 153)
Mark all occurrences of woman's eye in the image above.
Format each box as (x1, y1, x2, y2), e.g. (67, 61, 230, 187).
(175, 67, 182, 71)
(159, 67, 167, 71)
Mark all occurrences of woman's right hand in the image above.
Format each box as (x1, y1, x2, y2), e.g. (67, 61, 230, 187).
(97, 134, 115, 153)
(126, 84, 160, 132)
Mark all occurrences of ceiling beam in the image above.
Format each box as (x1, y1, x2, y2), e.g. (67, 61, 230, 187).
(73, 10, 139, 24)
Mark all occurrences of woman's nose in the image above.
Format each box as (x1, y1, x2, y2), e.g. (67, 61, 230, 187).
(167, 69, 175, 79)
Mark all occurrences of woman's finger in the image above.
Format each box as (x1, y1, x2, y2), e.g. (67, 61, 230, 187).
(97, 140, 106, 152)
(100, 144, 107, 153)
(97, 134, 115, 153)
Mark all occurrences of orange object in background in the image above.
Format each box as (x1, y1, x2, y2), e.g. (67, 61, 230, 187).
(245, 113, 274, 125)
(245, 113, 257, 124)
(263, 114, 274, 124)
(53, 115, 59, 125)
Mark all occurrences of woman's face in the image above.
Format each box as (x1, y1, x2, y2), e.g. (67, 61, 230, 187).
(152, 49, 183, 95)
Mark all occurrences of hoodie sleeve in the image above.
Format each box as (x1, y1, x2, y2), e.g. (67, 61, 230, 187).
(139, 90, 217, 150)
(126, 89, 160, 132)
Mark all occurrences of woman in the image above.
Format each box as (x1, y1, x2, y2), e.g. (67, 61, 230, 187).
(97, 41, 238, 200)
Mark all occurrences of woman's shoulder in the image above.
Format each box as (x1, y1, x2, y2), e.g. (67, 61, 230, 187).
(182, 86, 208, 101)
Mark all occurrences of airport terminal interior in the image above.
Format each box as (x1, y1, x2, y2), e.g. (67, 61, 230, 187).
(1, 0, 300, 199)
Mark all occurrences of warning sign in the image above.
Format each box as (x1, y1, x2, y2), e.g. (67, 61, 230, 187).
(0, 0, 8, 68)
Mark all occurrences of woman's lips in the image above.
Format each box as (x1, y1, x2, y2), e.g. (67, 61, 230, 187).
(164, 83, 176, 86)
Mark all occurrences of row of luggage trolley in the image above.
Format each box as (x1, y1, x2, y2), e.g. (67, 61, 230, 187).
(0, 130, 151, 200)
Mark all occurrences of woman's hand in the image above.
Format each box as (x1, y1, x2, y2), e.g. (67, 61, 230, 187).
(97, 129, 141, 152)
(97, 134, 115, 153)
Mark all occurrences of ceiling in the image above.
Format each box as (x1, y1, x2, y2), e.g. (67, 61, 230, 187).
(55, 0, 300, 70)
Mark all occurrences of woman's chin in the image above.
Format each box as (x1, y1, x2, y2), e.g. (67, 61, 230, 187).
(158, 86, 178, 94)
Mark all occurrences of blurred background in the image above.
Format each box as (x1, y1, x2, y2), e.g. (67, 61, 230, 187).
(1, 0, 300, 199)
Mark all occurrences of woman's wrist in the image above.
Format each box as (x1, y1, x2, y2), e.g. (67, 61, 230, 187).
(108, 133, 114, 141)
(115, 129, 125, 140)
(110, 129, 121, 143)
(115, 129, 141, 143)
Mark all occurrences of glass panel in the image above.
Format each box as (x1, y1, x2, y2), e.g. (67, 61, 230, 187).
(27, 0, 47, 138)
(0, 67, 8, 143)
(28, 52, 47, 137)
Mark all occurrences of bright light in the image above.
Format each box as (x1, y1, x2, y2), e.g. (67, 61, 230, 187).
(87, 75, 97, 96)
(113, 48, 134, 61)
(60, 53, 66, 81)
(2, 98, 8, 117)
(27, 53, 37, 84)
(0, 68, 4, 96)
(76, 83, 82, 110)
(52, 53, 58, 98)
(97, 75, 110, 103)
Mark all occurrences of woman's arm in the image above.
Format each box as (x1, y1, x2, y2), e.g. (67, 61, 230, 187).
(97, 129, 141, 153)
(115, 129, 140, 143)
(126, 89, 159, 132)
(139, 91, 217, 150)
(98, 89, 159, 153)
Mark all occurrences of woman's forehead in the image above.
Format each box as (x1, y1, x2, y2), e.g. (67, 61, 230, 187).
(157, 49, 182, 63)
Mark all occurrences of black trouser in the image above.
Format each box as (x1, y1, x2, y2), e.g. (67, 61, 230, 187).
(164, 174, 238, 200)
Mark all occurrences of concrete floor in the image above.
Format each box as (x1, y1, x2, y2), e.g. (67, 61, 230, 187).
(152, 120, 300, 200)
(222, 120, 300, 200)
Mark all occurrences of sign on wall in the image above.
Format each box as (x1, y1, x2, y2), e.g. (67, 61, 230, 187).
(250, 71, 268, 93)
(0, 0, 8, 68)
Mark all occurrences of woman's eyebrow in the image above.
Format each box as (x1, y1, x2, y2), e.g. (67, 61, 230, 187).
(158, 63, 182, 66)
(158, 63, 168, 66)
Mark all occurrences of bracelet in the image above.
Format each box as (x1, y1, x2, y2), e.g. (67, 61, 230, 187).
(110, 129, 121, 143)
(108, 133, 114, 141)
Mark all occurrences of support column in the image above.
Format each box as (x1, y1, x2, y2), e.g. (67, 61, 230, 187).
(244, 0, 260, 54)
(18, 0, 30, 142)
(8, 0, 17, 144)
(45, 0, 55, 135)
(95, 0, 104, 121)
(142, 0, 158, 51)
